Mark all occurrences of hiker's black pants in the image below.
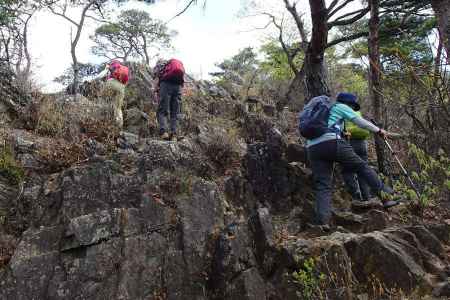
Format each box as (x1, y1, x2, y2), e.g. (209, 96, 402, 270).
(307, 139, 384, 225)
(158, 81, 181, 134)
(341, 139, 372, 201)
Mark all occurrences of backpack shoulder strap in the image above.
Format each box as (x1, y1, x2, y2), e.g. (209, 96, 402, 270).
(328, 103, 345, 131)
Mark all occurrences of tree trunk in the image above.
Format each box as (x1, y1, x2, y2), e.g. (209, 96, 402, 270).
(302, 50, 330, 101)
(281, 69, 305, 111)
(368, 0, 387, 175)
(71, 41, 79, 94)
(304, 0, 330, 101)
(282, 0, 329, 107)
(432, 0, 450, 60)
(23, 14, 32, 79)
(71, 1, 95, 94)
(142, 34, 150, 65)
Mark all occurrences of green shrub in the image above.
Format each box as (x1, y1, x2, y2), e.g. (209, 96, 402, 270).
(0, 145, 24, 185)
(292, 257, 326, 300)
(394, 143, 450, 208)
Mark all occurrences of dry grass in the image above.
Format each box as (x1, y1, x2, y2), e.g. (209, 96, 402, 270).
(204, 128, 241, 173)
(35, 96, 66, 137)
(37, 138, 88, 173)
(33, 93, 122, 146)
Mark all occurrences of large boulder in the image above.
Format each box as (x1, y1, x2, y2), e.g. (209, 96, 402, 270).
(243, 128, 312, 215)
(123, 108, 151, 136)
(0, 153, 226, 299)
(125, 63, 155, 110)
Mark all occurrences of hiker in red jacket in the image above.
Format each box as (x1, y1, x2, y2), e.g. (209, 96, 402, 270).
(153, 58, 185, 141)
(96, 60, 130, 129)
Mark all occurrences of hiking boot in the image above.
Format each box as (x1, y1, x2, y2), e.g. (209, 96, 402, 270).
(161, 132, 170, 140)
(305, 223, 331, 233)
(382, 200, 400, 209)
(351, 199, 383, 211)
(376, 185, 400, 209)
(379, 185, 394, 200)
(169, 132, 176, 141)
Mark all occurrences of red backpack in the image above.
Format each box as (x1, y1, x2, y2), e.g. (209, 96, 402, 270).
(161, 59, 185, 84)
(110, 63, 129, 85)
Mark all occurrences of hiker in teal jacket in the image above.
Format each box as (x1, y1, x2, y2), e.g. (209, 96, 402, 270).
(306, 92, 398, 226)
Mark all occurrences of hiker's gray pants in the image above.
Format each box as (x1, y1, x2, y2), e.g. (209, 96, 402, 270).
(157, 81, 181, 133)
(341, 139, 372, 201)
(307, 139, 384, 225)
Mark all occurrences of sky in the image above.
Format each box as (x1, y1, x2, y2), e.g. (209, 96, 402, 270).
(28, 0, 271, 91)
(27, 0, 364, 92)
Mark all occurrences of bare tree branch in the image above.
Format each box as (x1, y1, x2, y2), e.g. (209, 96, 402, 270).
(327, 31, 368, 48)
(328, 0, 356, 19)
(283, 0, 308, 47)
(327, 0, 340, 14)
(331, 8, 367, 23)
(328, 7, 370, 28)
(85, 13, 112, 24)
(268, 13, 300, 74)
(166, 0, 204, 23)
(47, 5, 78, 27)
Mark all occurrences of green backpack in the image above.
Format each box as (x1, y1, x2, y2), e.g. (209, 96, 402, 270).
(345, 111, 370, 140)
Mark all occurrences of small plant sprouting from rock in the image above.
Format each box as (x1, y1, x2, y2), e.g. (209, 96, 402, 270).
(292, 257, 326, 300)
(0, 144, 24, 185)
(178, 173, 194, 196)
(152, 171, 197, 198)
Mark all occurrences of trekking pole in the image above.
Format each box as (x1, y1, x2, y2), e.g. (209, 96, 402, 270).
(382, 137, 422, 199)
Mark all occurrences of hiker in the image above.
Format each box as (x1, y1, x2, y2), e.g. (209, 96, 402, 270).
(95, 60, 129, 129)
(341, 101, 372, 202)
(153, 58, 185, 141)
(299, 92, 398, 226)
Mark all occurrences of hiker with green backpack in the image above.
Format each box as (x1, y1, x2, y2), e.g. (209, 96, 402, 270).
(298, 92, 399, 226)
(342, 108, 372, 202)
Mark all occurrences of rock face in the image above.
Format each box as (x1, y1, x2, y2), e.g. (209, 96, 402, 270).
(0, 65, 32, 127)
(2, 134, 448, 300)
(0, 142, 227, 300)
(1, 67, 449, 300)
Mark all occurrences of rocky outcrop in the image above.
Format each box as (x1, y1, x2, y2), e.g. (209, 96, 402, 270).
(274, 224, 450, 299)
(123, 108, 151, 137)
(243, 127, 313, 216)
(0, 142, 227, 299)
(0, 65, 32, 127)
(0, 67, 449, 300)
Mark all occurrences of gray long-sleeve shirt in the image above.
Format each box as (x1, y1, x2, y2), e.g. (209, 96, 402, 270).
(352, 117, 380, 133)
